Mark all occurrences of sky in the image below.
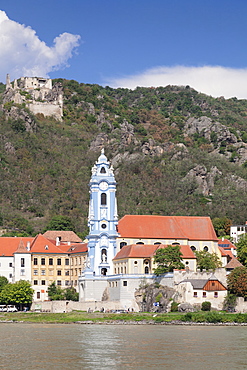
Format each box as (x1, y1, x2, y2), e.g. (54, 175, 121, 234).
(1, 0, 247, 98)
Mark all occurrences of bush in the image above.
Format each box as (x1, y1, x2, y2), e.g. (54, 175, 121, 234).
(171, 301, 179, 312)
(201, 301, 211, 311)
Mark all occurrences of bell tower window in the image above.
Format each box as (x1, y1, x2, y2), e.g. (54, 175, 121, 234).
(100, 167, 106, 173)
(101, 193, 107, 205)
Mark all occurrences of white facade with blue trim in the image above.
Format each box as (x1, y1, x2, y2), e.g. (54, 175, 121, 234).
(85, 149, 118, 277)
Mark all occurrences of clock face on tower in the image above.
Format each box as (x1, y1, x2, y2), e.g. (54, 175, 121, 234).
(99, 181, 108, 190)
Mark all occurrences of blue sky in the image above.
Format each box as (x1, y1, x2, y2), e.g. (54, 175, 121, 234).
(1, 1, 247, 98)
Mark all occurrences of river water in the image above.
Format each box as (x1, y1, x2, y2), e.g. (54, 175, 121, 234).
(0, 323, 246, 369)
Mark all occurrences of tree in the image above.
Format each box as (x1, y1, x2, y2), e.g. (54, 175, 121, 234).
(212, 217, 232, 237)
(194, 250, 222, 271)
(227, 266, 247, 298)
(0, 276, 8, 292)
(44, 215, 75, 232)
(0, 280, 34, 309)
(48, 282, 64, 301)
(236, 234, 247, 266)
(153, 246, 185, 275)
(64, 287, 79, 301)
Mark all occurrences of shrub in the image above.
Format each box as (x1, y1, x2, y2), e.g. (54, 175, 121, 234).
(201, 301, 211, 311)
(171, 301, 179, 312)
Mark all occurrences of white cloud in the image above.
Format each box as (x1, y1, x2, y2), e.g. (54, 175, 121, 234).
(0, 10, 80, 82)
(107, 65, 247, 99)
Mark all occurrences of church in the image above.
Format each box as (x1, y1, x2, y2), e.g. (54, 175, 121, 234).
(78, 150, 226, 310)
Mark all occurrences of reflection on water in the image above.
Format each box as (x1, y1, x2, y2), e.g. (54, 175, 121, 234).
(0, 323, 246, 369)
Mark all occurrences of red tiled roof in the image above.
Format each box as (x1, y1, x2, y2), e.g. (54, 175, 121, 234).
(42, 231, 82, 243)
(225, 258, 243, 269)
(113, 244, 159, 260)
(113, 243, 196, 260)
(218, 238, 236, 250)
(30, 234, 68, 254)
(118, 215, 217, 241)
(67, 243, 88, 254)
(0, 237, 34, 256)
(219, 246, 234, 259)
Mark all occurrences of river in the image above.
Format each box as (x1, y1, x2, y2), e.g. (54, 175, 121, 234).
(0, 323, 246, 369)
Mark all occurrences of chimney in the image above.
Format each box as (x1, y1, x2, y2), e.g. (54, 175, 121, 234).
(26, 241, 30, 251)
(56, 237, 60, 246)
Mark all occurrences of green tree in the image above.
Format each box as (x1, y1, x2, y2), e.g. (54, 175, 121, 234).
(236, 234, 247, 266)
(195, 250, 222, 271)
(0, 280, 33, 309)
(0, 276, 8, 292)
(212, 217, 232, 237)
(227, 266, 247, 298)
(47, 282, 64, 300)
(44, 216, 75, 232)
(153, 246, 185, 275)
(64, 287, 79, 301)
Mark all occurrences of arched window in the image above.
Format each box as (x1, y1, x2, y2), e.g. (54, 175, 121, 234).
(101, 268, 107, 276)
(203, 246, 208, 252)
(154, 242, 161, 245)
(101, 193, 107, 205)
(144, 266, 149, 274)
(136, 242, 144, 245)
(120, 242, 127, 249)
(191, 246, 196, 251)
(172, 242, 180, 246)
(100, 167, 106, 173)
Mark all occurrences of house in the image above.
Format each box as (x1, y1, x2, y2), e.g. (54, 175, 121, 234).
(230, 222, 247, 243)
(176, 275, 227, 310)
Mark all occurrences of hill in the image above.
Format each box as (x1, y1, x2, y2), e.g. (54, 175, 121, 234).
(0, 79, 247, 236)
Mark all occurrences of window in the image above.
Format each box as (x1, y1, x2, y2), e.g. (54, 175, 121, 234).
(100, 167, 106, 173)
(214, 292, 218, 298)
(134, 261, 138, 265)
(41, 270, 45, 275)
(57, 280, 61, 286)
(20, 269, 25, 276)
(41, 280, 46, 285)
(9, 274, 12, 279)
(172, 242, 180, 246)
(65, 280, 70, 286)
(154, 242, 161, 245)
(212, 282, 215, 286)
(57, 270, 61, 276)
(41, 258, 45, 265)
(203, 246, 208, 252)
(57, 258, 61, 265)
(191, 246, 196, 251)
(34, 258, 38, 265)
(144, 266, 149, 274)
(136, 242, 144, 245)
(123, 281, 127, 286)
(37, 292, 40, 299)
(121, 267, 123, 273)
(203, 292, 207, 298)
(21, 258, 25, 267)
(49, 258, 53, 266)
(33, 270, 38, 275)
(65, 258, 69, 266)
(9, 263, 12, 267)
(101, 193, 107, 205)
(120, 242, 127, 249)
(65, 270, 70, 276)
(34, 280, 38, 285)
(193, 292, 198, 297)
(101, 223, 107, 229)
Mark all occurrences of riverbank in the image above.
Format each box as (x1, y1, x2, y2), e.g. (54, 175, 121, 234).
(1, 311, 247, 325)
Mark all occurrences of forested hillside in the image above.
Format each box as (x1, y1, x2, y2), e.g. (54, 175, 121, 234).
(1, 79, 247, 236)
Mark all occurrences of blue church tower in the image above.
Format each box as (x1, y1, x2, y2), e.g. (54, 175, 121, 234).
(86, 149, 118, 276)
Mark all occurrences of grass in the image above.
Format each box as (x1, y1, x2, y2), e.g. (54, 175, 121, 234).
(1, 311, 247, 324)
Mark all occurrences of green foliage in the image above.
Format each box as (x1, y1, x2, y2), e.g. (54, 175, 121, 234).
(153, 245, 185, 275)
(0, 280, 33, 307)
(0, 276, 9, 292)
(223, 293, 237, 311)
(212, 217, 232, 237)
(194, 250, 222, 271)
(227, 266, 247, 297)
(201, 301, 211, 311)
(44, 215, 75, 232)
(236, 234, 247, 266)
(170, 301, 179, 312)
(48, 282, 79, 301)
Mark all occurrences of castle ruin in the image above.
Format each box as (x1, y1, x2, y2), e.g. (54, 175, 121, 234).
(3, 74, 63, 121)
